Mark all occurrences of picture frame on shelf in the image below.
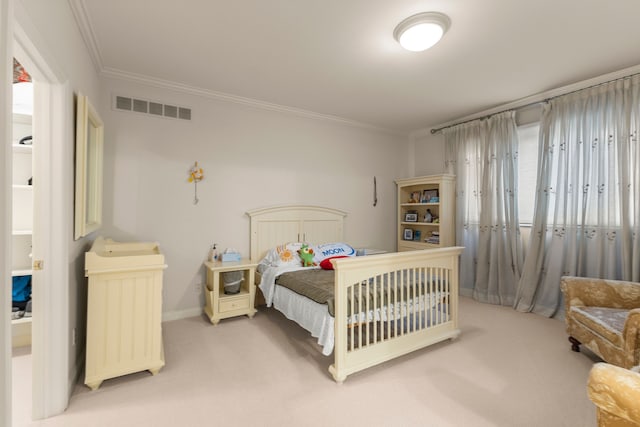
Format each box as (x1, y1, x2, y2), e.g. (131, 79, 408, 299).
(404, 212, 418, 222)
(413, 230, 421, 241)
(423, 189, 439, 203)
(403, 228, 413, 240)
(408, 191, 421, 203)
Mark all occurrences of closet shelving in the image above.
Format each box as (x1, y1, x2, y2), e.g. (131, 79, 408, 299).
(11, 111, 33, 346)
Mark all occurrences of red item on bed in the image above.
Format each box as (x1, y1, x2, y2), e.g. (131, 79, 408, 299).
(319, 255, 348, 270)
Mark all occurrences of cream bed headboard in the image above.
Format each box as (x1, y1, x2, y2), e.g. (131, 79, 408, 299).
(246, 205, 347, 261)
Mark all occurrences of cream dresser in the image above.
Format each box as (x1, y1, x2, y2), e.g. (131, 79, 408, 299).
(84, 237, 166, 390)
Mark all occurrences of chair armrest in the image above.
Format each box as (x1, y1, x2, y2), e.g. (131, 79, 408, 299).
(588, 363, 640, 425)
(561, 276, 640, 310)
(624, 309, 640, 358)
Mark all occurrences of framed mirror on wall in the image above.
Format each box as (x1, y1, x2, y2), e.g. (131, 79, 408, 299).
(74, 93, 104, 240)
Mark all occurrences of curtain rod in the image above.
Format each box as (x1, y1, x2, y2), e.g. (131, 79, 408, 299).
(430, 99, 547, 134)
(430, 71, 640, 135)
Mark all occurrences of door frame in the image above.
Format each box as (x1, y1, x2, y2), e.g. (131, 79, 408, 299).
(1, 0, 14, 425)
(7, 6, 71, 421)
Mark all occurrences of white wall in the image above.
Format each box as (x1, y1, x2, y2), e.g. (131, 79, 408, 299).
(412, 130, 446, 176)
(101, 77, 409, 317)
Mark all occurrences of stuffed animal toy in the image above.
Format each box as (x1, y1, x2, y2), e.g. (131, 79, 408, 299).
(298, 244, 317, 267)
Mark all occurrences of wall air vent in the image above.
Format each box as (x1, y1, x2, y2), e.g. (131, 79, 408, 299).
(149, 102, 163, 116)
(113, 95, 191, 121)
(163, 104, 177, 118)
(178, 107, 191, 120)
(133, 99, 148, 113)
(115, 96, 132, 111)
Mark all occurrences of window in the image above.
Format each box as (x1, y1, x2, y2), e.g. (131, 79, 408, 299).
(517, 123, 540, 224)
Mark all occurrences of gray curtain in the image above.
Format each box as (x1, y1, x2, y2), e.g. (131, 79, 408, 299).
(444, 111, 523, 305)
(514, 75, 640, 316)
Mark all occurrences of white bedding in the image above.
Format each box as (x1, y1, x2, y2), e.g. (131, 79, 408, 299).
(272, 285, 335, 355)
(258, 263, 336, 355)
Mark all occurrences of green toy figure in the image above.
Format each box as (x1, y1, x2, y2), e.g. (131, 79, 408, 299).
(298, 244, 317, 267)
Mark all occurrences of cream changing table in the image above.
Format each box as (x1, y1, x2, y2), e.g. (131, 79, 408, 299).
(84, 237, 167, 390)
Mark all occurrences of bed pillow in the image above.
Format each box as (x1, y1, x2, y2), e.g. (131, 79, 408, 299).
(319, 255, 349, 270)
(313, 242, 356, 263)
(261, 242, 304, 267)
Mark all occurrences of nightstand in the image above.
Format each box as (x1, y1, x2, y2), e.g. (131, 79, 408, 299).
(204, 259, 257, 325)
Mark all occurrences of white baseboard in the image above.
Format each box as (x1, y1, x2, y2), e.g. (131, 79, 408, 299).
(69, 348, 85, 396)
(162, 307, 203, 322)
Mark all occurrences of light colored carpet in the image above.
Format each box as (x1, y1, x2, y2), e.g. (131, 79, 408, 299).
(15, 297, 599, 427)
(12, 345, 32, 425)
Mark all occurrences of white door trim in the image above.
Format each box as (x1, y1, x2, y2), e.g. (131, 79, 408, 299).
(1, 0, 14, 425)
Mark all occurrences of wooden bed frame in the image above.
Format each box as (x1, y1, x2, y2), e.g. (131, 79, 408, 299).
(247, 205, 463, 382)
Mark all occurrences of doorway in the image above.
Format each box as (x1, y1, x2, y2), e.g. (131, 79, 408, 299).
(9, 22, 72, 422)
(10, 57, 34, 424)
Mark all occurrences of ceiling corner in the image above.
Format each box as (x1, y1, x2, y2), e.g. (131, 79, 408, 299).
(68, 0, 104, 73)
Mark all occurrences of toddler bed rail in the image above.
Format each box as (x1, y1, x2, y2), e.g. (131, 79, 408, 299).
(329, 247, 463, 382)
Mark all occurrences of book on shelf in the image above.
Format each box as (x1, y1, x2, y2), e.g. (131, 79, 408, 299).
(425, 233, 440, 244)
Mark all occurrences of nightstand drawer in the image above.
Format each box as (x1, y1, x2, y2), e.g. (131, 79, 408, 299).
(219, 296, 250, 313)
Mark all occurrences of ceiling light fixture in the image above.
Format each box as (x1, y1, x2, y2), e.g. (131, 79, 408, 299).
(394, 12, 451, 52)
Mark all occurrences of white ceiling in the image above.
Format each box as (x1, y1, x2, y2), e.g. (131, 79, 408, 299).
(75, 0, 640, 134)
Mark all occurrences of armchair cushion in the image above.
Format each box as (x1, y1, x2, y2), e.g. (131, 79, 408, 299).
(571, 307, 629, 347)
